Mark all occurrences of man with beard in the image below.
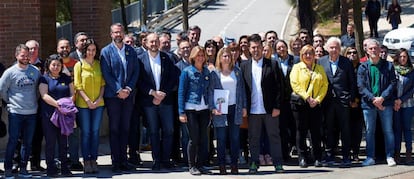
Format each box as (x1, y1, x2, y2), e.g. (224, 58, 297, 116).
(358, 39, 396, 167)
(69, 32, 89, 60)
(56, 38, 84, 171)
(100, 23, 140, 173)
(240, 34, 284, 173)
(57, 38, 78, 77)
(0, 44, 41, 178)
(137, 32, 179, 170)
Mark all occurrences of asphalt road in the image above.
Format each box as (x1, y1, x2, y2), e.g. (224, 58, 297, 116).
(170, 0, 292, 48)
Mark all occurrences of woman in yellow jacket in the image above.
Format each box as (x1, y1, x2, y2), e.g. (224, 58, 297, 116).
(290, 45, 328, 168)
(73, 39, 105, 174)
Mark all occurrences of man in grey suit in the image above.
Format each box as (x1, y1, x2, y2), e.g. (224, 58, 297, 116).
(318, 37, 356, 167)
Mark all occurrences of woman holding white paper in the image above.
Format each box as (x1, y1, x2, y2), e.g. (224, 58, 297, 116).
(208, 47, 247, 175)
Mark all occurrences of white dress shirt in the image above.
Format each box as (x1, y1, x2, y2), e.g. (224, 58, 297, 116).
(148, 51, 161, 90)
(250, 58, 266, 114)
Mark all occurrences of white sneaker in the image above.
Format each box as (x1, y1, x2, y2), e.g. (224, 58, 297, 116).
(362, 158, 376, 166)
(387, 157, 397, 167)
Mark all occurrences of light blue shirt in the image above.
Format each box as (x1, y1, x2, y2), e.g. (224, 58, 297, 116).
(329, 57, 339, 75)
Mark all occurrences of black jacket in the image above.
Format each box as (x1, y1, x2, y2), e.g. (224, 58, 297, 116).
(240, 58, 283, 114)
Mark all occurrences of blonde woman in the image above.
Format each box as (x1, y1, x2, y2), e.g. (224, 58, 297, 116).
(290, 45, 328, 168)
(208, 47, 246, 174)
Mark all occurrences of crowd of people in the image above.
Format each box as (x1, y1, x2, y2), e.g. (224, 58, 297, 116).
(0, 17, 412, 178)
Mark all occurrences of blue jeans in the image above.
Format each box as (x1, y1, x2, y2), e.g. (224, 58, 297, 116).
(78, 107, 104, 160)
(143, 104, 174, 163)
(393, 106, 414, 153)
(215, 105, 240, 166)
(4, 113, 37, 170)
(363, 106, 395, 159)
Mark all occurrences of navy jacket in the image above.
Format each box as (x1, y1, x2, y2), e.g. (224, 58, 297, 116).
(208, 68, 247, 127)
(137, 51, 180, 106)
(318, 55, 357, 106)
(357, 60, 396, 109)
(100, 43, 140, 98)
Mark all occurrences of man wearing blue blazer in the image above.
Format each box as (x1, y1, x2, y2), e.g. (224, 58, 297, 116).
(137, 33, 180, 170)
(318, 37, 356, 167)
(100, 23, 140, 173)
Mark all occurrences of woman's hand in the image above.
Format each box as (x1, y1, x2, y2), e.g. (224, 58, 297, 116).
(179, 114, 188, 123)
(212, 109, 222, 116)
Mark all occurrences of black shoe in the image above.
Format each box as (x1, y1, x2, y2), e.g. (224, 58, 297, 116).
(61, 170, 73, 177)
(189, 167, 201, 175)
(70, 162, 84, 171)
(299, 158, 308, 168)
(161, 162, 175, 170)
(120, 163, 135, 171)
(198, 166, 212, 174)
(341, 159, 352, 168)
(152, 162, 161, 171)
(112, 165, 122, 173)
(31, 165, 46, 172)
(128, 158, 143, 167)
(47, 172, 59, 178)
(314, 160, 322, 167)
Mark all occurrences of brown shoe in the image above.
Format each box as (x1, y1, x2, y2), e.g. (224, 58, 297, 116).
(394, 153, 401, 164)
(91, 160, 99, 173)
(406, 152, 412, 164)
(230, 165, 239, 174)
(219, 165, 227, 175)
(83, 161, 92, 174)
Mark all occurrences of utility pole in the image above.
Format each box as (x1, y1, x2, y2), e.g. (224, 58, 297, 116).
(183, 0, 189, 31)
(141, 0, 148, 31)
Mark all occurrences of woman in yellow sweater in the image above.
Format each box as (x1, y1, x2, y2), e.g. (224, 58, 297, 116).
(73, 39, 105, 174)
(290, 45, 328, 168)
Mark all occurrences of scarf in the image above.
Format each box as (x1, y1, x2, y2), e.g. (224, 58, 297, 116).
(394, 65, 413, 76)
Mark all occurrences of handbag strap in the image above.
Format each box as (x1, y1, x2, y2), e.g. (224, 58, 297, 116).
(306, 64, 316, 97)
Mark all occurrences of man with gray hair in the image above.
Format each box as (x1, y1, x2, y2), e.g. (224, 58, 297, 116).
(357, 39, 396, 167)
(318, 37, 356, 167)
(69, 32, 89, 60)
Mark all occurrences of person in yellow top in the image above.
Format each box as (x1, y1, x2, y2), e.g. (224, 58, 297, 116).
(73, 39, 105, 174)
(289, 44, 328, 168)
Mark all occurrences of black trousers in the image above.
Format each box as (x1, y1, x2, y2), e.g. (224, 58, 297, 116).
(293, 104, 323, 161)
(323, 100, 351, 160)
(185, 109, 210, 168)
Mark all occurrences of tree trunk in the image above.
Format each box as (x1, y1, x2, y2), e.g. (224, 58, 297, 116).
(333, 0, 341, 16)
(120, 0, 129, 33)
(340, 0, 349, 35)
(183, 0, 189, 31)
(353, 0, 364, 58)
(297, 0, 315, 36)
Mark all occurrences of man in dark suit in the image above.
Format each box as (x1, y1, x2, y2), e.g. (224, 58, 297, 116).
(240, 34, 284, 173)
(318, 37, 356, 167)
(100, 23, 140, 172)
(274, 39, 299, 162)
(137, 33, 180, 170)
(69, 32, 88, 60)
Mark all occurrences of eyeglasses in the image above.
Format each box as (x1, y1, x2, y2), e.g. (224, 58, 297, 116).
(347, 51, 357, 54)
(380, 51, 387, 54)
